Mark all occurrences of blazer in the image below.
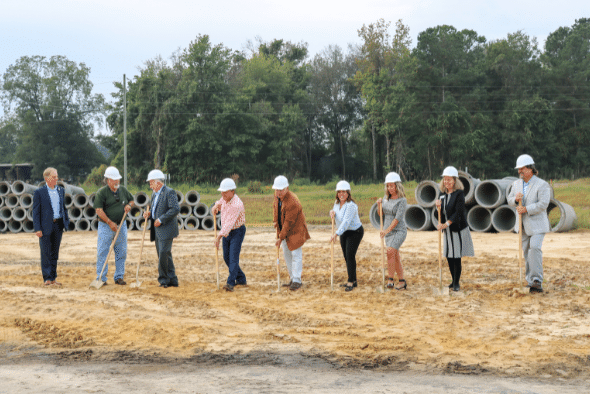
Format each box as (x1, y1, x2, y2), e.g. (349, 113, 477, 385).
(33, 185, 70, 233)
(149, 185, 180, 242)
(439, 190, 469, 232)
(507, 176, 551, 235)
(273, 190, 311, 251)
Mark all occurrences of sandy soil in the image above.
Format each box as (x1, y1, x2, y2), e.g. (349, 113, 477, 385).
(1, 227, 590, 392)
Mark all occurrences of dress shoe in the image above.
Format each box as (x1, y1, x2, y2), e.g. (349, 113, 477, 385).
(282, 281, 292, 287)
(289, 281, 302, 291)
(159, 284, 168, 288)
(223, 284, 234, 292)
(115, 278, 126, 285)
(452, 284, 460, 292)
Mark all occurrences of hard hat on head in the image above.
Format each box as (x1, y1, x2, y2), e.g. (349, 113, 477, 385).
(104, 166, 122, 180)
(335, 180, 351, 191)
(441, 166, 459, 177)
(272, 175, 289, 190)
(146, 169, 166, 182)
(384, 172, 401, 184)
(218, 178, 237, 192)
(515, 154, 535, 169)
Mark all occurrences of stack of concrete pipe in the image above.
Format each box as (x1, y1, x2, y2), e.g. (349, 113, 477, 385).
(0, 181, 220, 233)
(369, 172, 576, 233)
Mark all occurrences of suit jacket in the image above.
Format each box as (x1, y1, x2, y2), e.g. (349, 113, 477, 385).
(507, 176, 551, 235)
(440, 190, 469, 232)
(149, 185, 180, 242)
(273, 190, 310, 251)
(33, 185, 70, 233)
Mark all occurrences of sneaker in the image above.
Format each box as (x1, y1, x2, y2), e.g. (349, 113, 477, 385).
(530, 280, 543, 293)
(289, 281, 302, 291)
(115, 278, 126, 285)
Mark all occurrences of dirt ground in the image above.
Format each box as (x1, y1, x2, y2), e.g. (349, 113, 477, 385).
(1, 226, 590, 392)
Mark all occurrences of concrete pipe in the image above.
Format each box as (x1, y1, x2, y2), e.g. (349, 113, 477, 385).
(8, 219, 23, 233)
(126, 216, 135, 231)
(176, 190, 184, 205)
(68, 207, 83, 221)
(193, 202, 209, 219)
(57, 181, 85, 196)
(1, 206, 13, 221)
(27, 208, 33, 221)
(64, 193, 74, 209)
(0, 195, 4, 208)
(415, 181, 440, 208)
(0, 220, 7, 232)
(200, 215, 216, 231)
(491, 204, 517, 233)
(11, 180, 39, 196)
(22, 219, 35, 233)
(88, 192, 96, 208)
(129, 206, 143, 219)
(217, 216, 221, 230)
(185, 190, 200, 206)
(0, 181, 11, 197)
(76, 218, 91, 231)
(73, 193, 88, 209)
(179, 203, 192, 218)
(83, 206, 97, 220)
(458, 171, 481, 206)
(467, 205, 493, 232)
(5, 194, 19, 208)
(67, 220, 76, 231)
(548, 198, 577, 233)
(177, 217, 184, 230)
(404, 205, 434, 231)
(184, 216, 200, 230)
(134, 191, 149, 208)
(474, 179, 512, 209)
(135, 217, 151, 230)
(430, 207, 442, 229)
(12, 207, 27, 222)
(369, 202, 381, 230)
(90, 218, 99, 231)
(209, 202, 220, 217)
(19, 193, 34, 209)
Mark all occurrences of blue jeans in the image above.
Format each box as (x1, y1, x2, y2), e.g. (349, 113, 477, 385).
(222, 225, 247, 285)
(96, 221, 128, 282)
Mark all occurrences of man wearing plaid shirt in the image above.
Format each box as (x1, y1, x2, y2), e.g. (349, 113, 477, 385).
(212, 178, 247, 292)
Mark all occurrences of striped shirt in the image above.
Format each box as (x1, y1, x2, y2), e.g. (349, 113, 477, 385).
(333, 201, 362, 236)
(214, 194, 246, 237)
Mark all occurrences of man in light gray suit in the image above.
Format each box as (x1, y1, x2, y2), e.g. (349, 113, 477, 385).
(507, 154, 551, 293)
(143, 169, 180, 288)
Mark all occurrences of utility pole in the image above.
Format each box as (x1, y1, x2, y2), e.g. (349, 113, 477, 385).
(123, 74, 127, 188)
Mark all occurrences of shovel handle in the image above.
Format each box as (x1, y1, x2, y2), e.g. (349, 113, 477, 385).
(135, 212, 149, 281)
(379, 202, 385, 290)
(331, 216, 335, 291)
(276, 239, 281, 292)
(214, 213, 220, 290)
(438, 206, 443, 289)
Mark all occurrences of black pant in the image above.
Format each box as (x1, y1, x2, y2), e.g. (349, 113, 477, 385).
(340, 226, 364, 283)
(39, 219, 63, 282)
(447, 257, 462, 285)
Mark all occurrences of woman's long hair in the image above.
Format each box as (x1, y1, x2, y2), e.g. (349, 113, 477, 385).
(384, 181, 406, 200)
(439, 177, 464, 193)
(334, 190, 354, 204)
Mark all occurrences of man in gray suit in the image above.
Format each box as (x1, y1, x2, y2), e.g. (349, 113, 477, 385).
(143, 169, 180, 288)
(507, 154, 551, 293)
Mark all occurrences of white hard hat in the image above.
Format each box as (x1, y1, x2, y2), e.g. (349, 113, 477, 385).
(442, 166, 459, 177)
(384, 172, 401, 184)
(218, 178, 237, 192)
(272, 175, 289, 190)
(146, 169, 166, 182)
(515, 154, 535, 169)
(104, 166, 122, 180)
(335, 180, 351, 191)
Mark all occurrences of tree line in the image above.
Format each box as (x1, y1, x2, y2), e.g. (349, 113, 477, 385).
(2, 18, 589, 183)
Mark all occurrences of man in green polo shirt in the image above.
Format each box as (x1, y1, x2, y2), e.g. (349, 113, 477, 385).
(93, 166, 135, 285)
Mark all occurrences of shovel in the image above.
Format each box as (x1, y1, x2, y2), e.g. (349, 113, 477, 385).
(376, 201, 386, 293)
(330, 216, 335, 291)
(130, 214, 148, 288)
(433, 206, 450, 296)
(214, 215, 220, 290)
(276, 240, 281, 292)
(514, 198, 527, 294)
(90, 213, 128, 289)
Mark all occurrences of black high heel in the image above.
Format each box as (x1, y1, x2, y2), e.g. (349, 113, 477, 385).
(395, 279, 407, 290)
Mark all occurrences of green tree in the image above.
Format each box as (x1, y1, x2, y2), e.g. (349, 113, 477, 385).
(1, 55, 106, 179)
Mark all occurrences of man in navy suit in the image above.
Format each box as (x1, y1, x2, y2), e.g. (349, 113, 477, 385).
(142, 169, 180, 288)
(33, 167, 70, 286)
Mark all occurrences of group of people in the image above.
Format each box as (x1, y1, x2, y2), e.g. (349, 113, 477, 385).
(32, 153, 551, 294)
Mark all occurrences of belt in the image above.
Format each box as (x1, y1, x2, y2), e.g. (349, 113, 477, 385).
(53, 218, 62, 222)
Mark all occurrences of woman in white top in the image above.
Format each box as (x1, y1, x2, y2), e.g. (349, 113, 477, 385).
(329, 181, 364, 292)
(376, 172, 408, 290)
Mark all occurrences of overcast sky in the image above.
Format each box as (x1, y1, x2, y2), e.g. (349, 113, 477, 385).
(1, 0, 588, 134)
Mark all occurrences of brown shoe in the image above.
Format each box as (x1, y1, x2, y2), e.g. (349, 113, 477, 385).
(44, 280, 53, 286)
(115, 278, 126, 285)
(52, 280, 62, 286)
(289, 281, 302, 291)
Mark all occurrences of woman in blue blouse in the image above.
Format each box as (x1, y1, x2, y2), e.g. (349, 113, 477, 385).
(330, 181, 364, 292)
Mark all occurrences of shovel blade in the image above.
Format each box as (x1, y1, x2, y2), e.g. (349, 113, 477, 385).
(432, 286, 450, 296)
(89, 279, 105, 289)
(129, 281, 142, 288)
